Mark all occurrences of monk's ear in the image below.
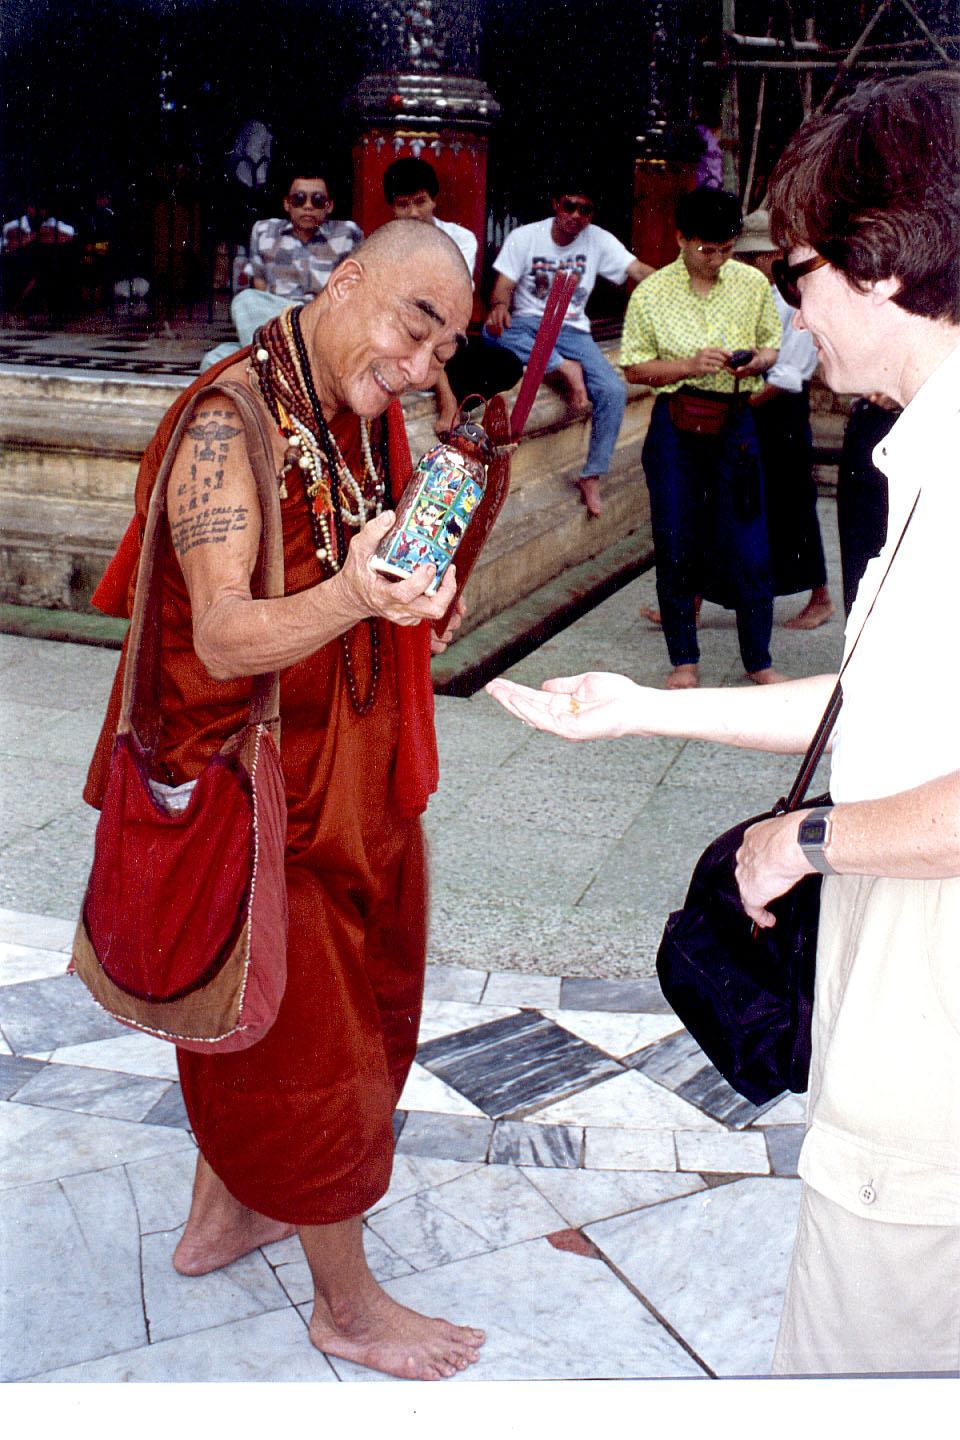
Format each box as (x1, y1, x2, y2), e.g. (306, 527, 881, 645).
(324, 256, 364, 306)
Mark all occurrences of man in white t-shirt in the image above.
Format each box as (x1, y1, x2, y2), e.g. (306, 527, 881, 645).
(382, 157, 521, 436)
(483, 182, 651, 517)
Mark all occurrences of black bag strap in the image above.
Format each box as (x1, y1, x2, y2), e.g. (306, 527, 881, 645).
(781, 488, 920, 813)
(119, 379, 284, 761)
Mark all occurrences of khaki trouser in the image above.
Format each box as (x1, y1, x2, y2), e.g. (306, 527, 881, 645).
(773, 1183, 960, 1375)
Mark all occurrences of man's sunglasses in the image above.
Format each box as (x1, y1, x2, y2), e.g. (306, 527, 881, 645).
(288, 191, 330, 209)
(559, 198, 594, 217)
(772, 254, 828, 308)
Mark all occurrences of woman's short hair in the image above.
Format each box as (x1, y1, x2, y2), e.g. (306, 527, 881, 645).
(767, 70, 960, 323)
(675, 188, 743, 243)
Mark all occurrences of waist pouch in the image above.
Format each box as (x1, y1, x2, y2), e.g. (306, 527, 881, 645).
(669, 388, 736, 436)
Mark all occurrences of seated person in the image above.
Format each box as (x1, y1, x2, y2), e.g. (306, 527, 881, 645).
(382, 157, 522, 435)
(2, 199, 76, 314)
(482, 178, 651, 517)
(201, 166, 362, 370)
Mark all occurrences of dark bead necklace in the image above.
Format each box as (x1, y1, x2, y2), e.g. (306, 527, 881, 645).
(252, 306, 389, 718)
(289, 308, 384, 718)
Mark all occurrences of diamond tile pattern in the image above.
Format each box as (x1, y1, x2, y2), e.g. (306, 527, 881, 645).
(416, 1009, 623, 1119)
(626, 1027, 776, 1128)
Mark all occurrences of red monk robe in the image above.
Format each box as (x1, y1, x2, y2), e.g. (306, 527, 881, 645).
(84, 356, 438, 1224)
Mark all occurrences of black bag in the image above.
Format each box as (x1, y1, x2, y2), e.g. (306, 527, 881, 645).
(656, 669, 841, 1108)
(656, 796, 828, 1107)
(655, 492, 921, 1107)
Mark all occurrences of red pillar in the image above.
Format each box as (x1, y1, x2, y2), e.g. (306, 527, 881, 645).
(631, 159, 696, 271)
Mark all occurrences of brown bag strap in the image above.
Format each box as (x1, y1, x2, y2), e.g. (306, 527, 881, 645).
(120, 379, 284, 759)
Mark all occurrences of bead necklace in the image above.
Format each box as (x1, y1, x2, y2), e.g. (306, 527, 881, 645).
(250, 305, 389, 717)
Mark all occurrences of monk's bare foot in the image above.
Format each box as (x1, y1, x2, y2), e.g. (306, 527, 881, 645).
(173, 1213, 296, 1276)
(746, 667, 788, 685)
(783, 597, 835, 630)
(576, 475, 603, 518)
(309, 1287, 485, 1380)
(666, 663, 699, 689)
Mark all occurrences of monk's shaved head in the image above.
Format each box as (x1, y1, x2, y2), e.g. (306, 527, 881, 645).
(348, 218, 472, 289)
(304, 218, 473, 420)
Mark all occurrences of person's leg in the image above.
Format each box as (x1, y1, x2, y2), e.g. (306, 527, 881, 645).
(552, 357, 590, 412)
(299, 1215, 485, 1380)
(836, 398, 894, 616)
(765, 391, 834, 628)
(432, 370, 460, 435)
(172, 1151, 485, 1379)
(481, 314, 560, 371)
(774, 1184, 960, 1376)
(199, 340, 243, 373)
(642, 397, 702, 683)
(231, 287, 289, 346)
(714, 409, 782, 681)
(200, 289, 292, 372)
(172, 1151, 295, 1275)
(555, 329, 627, 479)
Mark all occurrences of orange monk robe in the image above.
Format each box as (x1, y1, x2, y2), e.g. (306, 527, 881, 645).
(84, 360, 438, 1224)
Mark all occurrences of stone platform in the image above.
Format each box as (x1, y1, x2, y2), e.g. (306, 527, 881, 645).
(0, 312, 655, 637)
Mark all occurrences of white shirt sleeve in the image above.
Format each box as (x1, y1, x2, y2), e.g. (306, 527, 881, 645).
(492, 225, 530, 283)
(767, 288, 818, 391)
(434, 218, 478, 280)
(592, 227, 637, 286)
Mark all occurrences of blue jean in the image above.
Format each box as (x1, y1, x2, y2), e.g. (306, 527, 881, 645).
(642, 394, 774, 673)
(482, 316, 626, 477)
(200, 290, 293, 372)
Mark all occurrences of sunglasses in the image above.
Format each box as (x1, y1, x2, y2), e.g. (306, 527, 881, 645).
(772, 254, 828, 308)
(559, 198, 594, 217)
(288, 191, 330, 209)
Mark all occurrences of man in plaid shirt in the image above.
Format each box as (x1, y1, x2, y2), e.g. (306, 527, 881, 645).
(202, 167, 363, 371)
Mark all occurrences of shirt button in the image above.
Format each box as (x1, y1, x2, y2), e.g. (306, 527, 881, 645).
(858, 1184, 876, 1206)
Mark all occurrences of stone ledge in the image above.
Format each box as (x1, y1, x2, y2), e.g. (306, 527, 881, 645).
(0, 343, 656, 621)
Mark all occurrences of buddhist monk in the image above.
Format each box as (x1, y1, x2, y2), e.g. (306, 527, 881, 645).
(84, 221, 485, 1379)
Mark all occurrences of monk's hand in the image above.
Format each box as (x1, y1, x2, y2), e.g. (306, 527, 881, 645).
(430, 595, 466, 654)
(735, 812, 815, 929)
(336, 510, 457, 627)
(485, 672, 645, 741)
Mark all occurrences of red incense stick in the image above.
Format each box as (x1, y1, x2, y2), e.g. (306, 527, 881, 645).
(509, 269, 579, 439)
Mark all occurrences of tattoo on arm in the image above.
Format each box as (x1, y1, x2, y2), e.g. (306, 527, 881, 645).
(169, 411, 252, 558)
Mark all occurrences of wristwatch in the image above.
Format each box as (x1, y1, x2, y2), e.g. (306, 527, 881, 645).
(797, 806, 837, 876)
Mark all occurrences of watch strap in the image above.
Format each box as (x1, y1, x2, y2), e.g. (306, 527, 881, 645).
(798, 806, 837, 876)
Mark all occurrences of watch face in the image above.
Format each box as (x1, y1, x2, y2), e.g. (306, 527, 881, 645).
(800, 818, 828, 845)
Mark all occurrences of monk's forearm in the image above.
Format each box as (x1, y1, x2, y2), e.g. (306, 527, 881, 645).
(192, 574, 364, 680)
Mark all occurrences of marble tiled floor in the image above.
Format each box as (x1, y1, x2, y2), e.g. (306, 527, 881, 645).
(1, 502, 852, 1394)
(0, 306, 234, 379)
(0, 904, 806, 1385)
